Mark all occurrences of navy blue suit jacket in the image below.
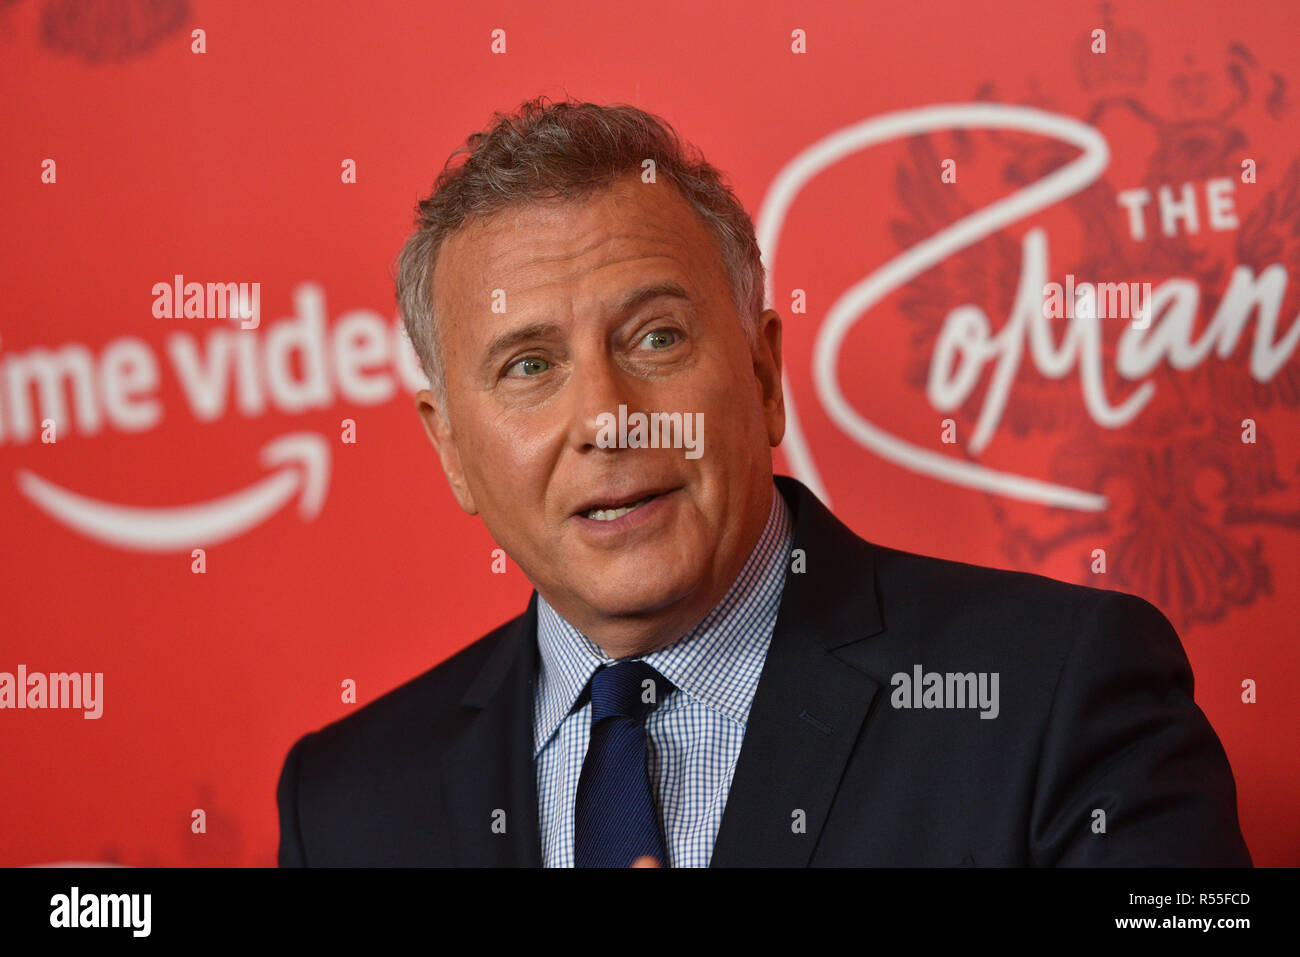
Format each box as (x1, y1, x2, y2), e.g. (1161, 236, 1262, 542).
(277, 475, 1251, 866)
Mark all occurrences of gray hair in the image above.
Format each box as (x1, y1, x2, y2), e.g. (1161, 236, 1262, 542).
(393, 96, 766, 402)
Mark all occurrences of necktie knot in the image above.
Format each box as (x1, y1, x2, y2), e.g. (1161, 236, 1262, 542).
(589, 660, 672, 724)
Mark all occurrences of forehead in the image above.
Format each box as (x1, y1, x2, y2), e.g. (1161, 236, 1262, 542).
(431, 174, 727, 325)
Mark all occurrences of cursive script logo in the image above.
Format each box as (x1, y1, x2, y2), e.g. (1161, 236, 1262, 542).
(761, 103, 1299, 513)
(762, 31, 1299, 631)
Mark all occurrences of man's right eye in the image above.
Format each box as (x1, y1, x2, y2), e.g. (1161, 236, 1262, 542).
(507, 356, 550, 377)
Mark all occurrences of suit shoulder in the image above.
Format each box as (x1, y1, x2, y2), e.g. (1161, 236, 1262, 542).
(872, 539, 1111, 601)
(866, 541, 1169, 650)
(295, 608, 525, 758)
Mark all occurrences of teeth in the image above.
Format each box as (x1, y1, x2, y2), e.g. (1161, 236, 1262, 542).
(584, 496, 652, 521)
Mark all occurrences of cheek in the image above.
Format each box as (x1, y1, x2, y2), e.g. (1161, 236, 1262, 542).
(692, 360, 765, 454)
(464, 417, 556, 504)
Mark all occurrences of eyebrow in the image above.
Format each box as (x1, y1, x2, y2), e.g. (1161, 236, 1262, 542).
(615, 280, 694, 315)
(479, 280, 694, 375)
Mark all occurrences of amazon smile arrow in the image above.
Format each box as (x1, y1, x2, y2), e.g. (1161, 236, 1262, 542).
(15, 432, 330, 553)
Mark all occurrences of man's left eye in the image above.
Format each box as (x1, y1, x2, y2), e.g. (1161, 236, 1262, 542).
(639, 329, 679, 350)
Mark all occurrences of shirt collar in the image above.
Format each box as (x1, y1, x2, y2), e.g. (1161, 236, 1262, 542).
(533, 483, 793, 757)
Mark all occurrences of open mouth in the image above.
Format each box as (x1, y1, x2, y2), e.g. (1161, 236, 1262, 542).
(581, 493, 660, 522)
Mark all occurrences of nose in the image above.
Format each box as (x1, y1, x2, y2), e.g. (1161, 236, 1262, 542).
(566, 351, 633, 453)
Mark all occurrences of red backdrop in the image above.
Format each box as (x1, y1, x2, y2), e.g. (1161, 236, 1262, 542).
(2, 0, 1296, 866)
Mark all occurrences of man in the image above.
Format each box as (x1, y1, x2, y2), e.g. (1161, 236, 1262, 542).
(276, 97, 1251, 867)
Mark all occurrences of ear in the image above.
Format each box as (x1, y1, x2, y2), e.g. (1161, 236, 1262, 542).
(752, 309, 785, 447)
(415, 389, 479, 515)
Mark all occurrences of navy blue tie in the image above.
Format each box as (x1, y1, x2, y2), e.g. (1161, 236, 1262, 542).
(574, 660, 674, 868)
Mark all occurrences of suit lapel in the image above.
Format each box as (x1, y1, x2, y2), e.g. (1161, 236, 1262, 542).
(440, 593, 542, 866)
(710, 476, 886, 867)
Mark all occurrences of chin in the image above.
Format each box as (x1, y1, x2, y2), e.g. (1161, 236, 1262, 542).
(578, 572, 696, 620)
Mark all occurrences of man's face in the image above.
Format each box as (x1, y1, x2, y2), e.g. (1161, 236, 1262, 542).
(417, 172, 784, 642)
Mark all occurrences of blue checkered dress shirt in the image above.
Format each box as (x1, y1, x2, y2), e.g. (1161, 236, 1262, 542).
(533, 483, 794, 867)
